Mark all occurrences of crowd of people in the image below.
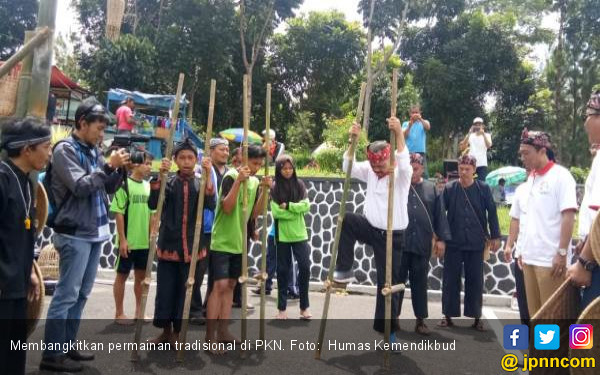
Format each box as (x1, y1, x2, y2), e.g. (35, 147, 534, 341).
(1, 90, 600, 373)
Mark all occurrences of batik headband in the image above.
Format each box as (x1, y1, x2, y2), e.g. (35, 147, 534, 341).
(587, 91, 600, 116)
(458, 154, 477, 167)
(521, 128, 552, 150)
(410, 153, 424, 165)
(367, 143, 391, 163)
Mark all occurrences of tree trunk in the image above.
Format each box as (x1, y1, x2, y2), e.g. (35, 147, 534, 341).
(554, 0, 566, 160)
(361, 0, 376, 135)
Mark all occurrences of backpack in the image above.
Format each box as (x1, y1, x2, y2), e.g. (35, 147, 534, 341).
(43, 139, 85, 228)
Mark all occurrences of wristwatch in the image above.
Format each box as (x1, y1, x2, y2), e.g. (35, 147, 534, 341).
(578, 256, 599, 272)
(558, 248, 567, 256)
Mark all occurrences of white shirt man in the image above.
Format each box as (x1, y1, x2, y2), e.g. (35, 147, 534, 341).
(461, 117, 492, 181)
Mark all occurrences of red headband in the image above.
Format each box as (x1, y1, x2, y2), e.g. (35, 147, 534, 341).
(367, 144, 391, 164)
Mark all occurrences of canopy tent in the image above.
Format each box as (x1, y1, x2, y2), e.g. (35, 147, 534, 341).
(107, 88, 188, 113)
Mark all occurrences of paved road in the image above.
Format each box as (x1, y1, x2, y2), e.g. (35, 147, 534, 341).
(24, 280, 520, 374)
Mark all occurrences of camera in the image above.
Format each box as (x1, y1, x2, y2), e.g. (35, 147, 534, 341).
(112, 134, 151, 164)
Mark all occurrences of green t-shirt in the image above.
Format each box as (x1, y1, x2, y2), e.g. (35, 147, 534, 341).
(210, 169, 260, 254)
(110, 178, 152, 250)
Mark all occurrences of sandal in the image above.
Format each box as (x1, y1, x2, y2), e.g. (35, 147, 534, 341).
(472, 319, 486, 332)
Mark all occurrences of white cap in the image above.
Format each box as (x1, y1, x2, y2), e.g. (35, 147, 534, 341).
(472, 117, 484, 124)
(262, 129, 276, 139)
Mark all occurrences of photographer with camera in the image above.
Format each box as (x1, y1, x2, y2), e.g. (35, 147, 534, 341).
(40, 100, 129, 373)
(460, 117, 492, 181)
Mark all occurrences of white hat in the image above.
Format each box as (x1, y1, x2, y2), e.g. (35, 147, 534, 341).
(262, 129, 276, 139)
(472, 117, 484, 124)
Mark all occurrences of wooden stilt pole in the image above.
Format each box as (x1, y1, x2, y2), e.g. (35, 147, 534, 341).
(383, 69, 399, 369)
(315, 82, 367, 360)
(131, 73, 185, 362)
(177, 79, 217, 362)
(259, 83, 272, 341)
(240, 74, 250, 358)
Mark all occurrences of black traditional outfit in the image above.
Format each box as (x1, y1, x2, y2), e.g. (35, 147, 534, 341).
(441, 157, 500, 319)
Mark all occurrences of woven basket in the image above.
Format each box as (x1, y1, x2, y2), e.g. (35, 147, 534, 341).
(0, 63, 21, 116)
(38, 244, 60, 281)
(106, 0, 126, 41)
(35, 183, 48, 236)
(26, 261, 45, 338)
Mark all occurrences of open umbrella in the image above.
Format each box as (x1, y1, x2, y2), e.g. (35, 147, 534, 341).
(485, 166, 527, 187)
(219, 128, 263, 144)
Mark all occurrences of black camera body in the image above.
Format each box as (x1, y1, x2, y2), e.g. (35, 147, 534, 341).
(112, 134, 151, 164)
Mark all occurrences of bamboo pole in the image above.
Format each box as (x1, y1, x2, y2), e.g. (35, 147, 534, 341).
(383, 69, 398, 369)
(27, 0, 57, 118)
(240, 74, 250, 358)
(0, 28, 51, 80)
(14, 31, 35, 117)
(315, 82, 367, 360)
(258, 83, 272, 341)
(177, 79, 217, 362)
(131, 73, 185, 362)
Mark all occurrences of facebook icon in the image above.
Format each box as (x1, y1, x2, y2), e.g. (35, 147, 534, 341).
(503, 325, 529, 350)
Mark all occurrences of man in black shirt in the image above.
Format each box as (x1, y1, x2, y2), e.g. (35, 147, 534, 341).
(0, 117, 52, 375)
(398, 153, 451, 335)
(439, 154, 500, 331)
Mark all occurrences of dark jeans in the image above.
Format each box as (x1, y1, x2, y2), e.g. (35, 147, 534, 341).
(266, 235, 299, 294)
(476, 166, 488, 182)
(442, 247, 484, 318)
(336, 213, 405, 333)
(276, 241, 310, 311)
(398, 251, 429, 319)
(0, 298, 27, 375)
(153, 261, 189, 332)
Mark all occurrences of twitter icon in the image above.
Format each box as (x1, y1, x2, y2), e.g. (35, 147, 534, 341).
(534, 325, 560, 350)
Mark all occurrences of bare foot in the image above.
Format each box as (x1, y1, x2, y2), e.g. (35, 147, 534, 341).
(300, 309, 312, 320)
(148, 331, 170, 345)
(114, 314, 134, 325)
(276, 311, 288, 320)
(203, 339, 227, 355)
(168, 332, 180, 350)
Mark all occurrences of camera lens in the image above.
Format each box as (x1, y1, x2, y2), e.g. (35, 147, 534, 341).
(130, 149, 145, 164)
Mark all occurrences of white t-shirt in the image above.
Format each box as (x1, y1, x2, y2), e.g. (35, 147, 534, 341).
(468, 132, 492, 167)
(343, 148, 412, 230)
(511, 183, 528, 258)
(509, 163, 577, 267)
(579, 152, 600, 238)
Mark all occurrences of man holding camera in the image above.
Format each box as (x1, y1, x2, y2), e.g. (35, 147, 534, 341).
(460, 117, 492, 181)
(40, 100, 129, 373)
(402, 105, 431, 177)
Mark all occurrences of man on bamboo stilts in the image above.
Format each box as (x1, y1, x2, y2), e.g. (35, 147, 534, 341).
(332, 117, 412, 339)
(397, 153, 451, 335)
(438, 155, 501, 331)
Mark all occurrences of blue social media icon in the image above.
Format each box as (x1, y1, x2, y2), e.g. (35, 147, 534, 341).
(534, 324, 560, 350)
(503, 325, 529, 350)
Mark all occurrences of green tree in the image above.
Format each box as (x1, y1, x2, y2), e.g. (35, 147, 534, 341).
(0, 0, 38, 60)
(271, 11, 366, 146)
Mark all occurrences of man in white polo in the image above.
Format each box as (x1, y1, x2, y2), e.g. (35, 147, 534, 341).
(512, 129, 577, 316)
(460, 117, 492, 181)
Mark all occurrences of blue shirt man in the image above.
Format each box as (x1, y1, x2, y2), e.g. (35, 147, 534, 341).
(402, 106, 431, 175)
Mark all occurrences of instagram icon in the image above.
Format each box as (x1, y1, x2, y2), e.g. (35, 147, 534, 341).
(569, 324, 593, 349)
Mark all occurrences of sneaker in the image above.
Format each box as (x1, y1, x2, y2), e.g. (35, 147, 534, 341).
(251, 287, 271, 296)
(190, 315, 206, 325)
(40, 355, 83, 372)
(332, 270, 355, 284)
(287, 293, 300, 300)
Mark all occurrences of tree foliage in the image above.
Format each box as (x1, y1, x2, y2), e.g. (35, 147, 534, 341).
(0, 0, 38, 60)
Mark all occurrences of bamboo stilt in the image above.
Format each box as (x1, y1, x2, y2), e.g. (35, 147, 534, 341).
(131, 73, 185, 362)
(315, 82, 367, 360)
(241, 74, 250, 358)
(383, 69, 399, 369)
(15, 31, 34, 117)
(176, 79, 217, 362)
(259, 83, 272, 341)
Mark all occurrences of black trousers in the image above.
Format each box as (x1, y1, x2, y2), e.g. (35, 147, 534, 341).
(153, 261, 189, 332)
(397, 251, 429, 319)
(276, 240, 310, 311)
(511, 259, 530, 324)
(336, 213, 404, 333)
(190, 256, 208, 318)
(441, 247, 484, 318)
(0, 298, 27, 375)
